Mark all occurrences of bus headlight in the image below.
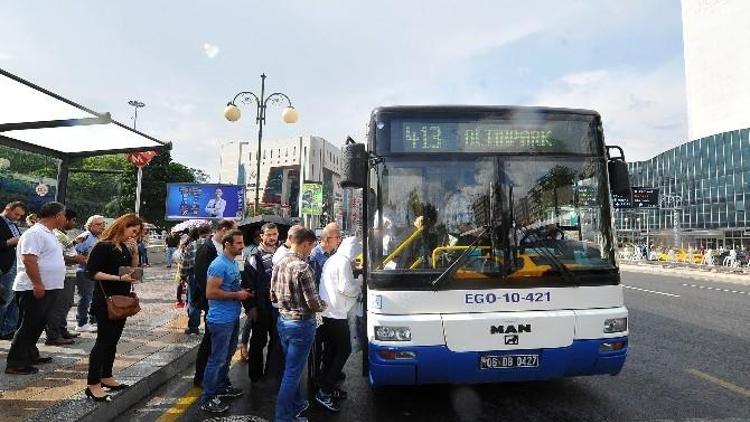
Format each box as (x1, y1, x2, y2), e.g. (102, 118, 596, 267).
(374, 326, 412, 341)
(603, 317, 628, 333)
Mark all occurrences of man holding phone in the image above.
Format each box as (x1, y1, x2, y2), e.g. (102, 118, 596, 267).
(200, 229, 252, 414)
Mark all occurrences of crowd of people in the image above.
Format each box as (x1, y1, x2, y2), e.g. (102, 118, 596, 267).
(1, 200, 143, 403)
(1, 198, 361, 421)
(622, 241, 750, 267)
(172, 219, 362, 421)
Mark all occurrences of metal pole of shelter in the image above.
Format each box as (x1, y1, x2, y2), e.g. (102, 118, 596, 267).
(55, 157, 69, 203)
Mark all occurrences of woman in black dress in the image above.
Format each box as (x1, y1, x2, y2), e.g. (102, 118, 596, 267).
(85, 213, 143, 401)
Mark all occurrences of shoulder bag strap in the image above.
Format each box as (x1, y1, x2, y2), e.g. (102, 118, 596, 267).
(98, 280, 110, 299)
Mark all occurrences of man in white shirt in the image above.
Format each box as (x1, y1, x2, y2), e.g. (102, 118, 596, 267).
(205, 188, 227, 218)
(6, 202, 69, 375)
(316, 236, 363, 411)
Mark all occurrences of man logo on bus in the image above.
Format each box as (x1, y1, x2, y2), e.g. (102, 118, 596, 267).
(505, 335, 519, 345)
(490, 324, 532, 335)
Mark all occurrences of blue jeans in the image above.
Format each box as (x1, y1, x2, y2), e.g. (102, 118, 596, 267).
(200, 319, 239, 405)
(75, 271, 96, 327)
(138, 242, 149, 265)
(166, 247, 177, 267)
(0, 263, 19, 336)
(186, 276, 201, 331)
(275, 315, 316, 422)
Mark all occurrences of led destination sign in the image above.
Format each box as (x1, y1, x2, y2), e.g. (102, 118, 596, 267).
(389, 119, 596, 154)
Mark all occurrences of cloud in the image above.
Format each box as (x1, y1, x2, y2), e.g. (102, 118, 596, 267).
(203, 42, 220, 59)
(531, 62, 688, 162)
(561, 70, 608, 86)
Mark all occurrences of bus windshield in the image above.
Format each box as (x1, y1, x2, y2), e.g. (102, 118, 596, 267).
(368, 156, 617, 288)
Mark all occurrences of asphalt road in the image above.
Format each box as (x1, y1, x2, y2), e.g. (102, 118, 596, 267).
(117, 271, 750, 422)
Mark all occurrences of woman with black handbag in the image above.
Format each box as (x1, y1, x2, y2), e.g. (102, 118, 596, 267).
(85, 213, 143, 402)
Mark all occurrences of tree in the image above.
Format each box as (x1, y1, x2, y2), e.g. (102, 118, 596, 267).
(68, 151, 201, 228)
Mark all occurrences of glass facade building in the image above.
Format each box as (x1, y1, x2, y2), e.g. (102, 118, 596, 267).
(615, 128, 750, 249)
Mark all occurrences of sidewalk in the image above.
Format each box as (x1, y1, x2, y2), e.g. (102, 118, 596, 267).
(621, 261, 750, 286)
(0, 264, 201, 422)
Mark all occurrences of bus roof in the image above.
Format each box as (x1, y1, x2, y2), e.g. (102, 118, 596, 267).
(370, 105, 601, 119)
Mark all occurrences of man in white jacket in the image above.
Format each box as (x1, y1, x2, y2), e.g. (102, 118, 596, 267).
(316, 236, 362, 412)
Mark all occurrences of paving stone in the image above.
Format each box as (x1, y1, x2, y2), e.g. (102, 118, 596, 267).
(0, 264, 203, 421)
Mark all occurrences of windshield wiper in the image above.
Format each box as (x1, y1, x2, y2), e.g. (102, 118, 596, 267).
(431, 225, 489, 290)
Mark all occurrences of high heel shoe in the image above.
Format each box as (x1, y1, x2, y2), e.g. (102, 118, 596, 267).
(85, 387, 112, 402)
(101, 382, 130, 391)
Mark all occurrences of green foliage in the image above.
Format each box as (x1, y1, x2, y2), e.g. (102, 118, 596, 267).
(0, 145, 205, 228)
(130, 150, 199, 228)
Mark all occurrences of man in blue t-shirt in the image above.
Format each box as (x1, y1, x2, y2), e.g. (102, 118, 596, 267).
(200, 230, 252, 414)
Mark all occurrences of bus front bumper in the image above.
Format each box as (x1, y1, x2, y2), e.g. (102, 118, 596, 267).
(368, 337, 628, 386)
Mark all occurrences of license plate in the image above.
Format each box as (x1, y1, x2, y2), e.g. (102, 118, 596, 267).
(479, 354, 539, 369)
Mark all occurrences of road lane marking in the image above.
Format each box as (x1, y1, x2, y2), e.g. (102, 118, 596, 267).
(681, 283, 748, 296)
(156, 350, 243, 422)
(622, 285, 680, 298)
(155, 386, 201, 422)
(686, 368, 750, 398)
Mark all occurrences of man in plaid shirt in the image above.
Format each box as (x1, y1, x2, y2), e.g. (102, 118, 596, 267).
(270, 227, 326, 422)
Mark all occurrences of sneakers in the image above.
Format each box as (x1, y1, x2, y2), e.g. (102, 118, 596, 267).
(332, 387, 348, 400)
(174, 301, 186, 309)
(216, 386, 243, 399)
(184, 328, 200, 335)
(76, 323, 98, 333)
(296, 400, 310, 417)
(200, 396, 229, 413)
(315, 389, 340, 412)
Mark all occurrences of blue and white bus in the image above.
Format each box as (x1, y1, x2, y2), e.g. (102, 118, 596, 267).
(341, 106, 630, 386)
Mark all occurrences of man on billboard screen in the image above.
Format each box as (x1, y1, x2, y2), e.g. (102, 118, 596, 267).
(205, 188, 227, 218)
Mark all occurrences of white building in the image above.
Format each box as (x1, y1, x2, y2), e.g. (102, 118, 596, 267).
(219, 136, 343, 222)
(682, 0, 750, 140)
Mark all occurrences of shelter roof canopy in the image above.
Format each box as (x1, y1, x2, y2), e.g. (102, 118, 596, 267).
(0, 67, 167, 157)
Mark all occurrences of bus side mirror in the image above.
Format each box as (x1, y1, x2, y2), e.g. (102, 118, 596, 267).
(606, 145, 631, 195)
(608, 159, 631, 195)
(340, 136, 368, 189)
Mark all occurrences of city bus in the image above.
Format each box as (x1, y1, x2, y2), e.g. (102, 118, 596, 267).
(341, 106, 631, 386)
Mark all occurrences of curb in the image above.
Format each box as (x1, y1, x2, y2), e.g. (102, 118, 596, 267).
(621, 263, 750, 286)
(28, 338, 201, 422)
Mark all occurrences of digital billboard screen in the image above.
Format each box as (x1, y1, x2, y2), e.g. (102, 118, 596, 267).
(611, 192, 632, 209)
(165, 184, 245, 220)
(631, 187, 659, 208)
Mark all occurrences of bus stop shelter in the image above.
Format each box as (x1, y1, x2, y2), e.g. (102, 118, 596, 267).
(0, 67, 170, 203)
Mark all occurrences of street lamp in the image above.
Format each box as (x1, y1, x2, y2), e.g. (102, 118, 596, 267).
(224, 74, 298, 216)
(127, 100, 146, 214)
(128, 100, 145, 130)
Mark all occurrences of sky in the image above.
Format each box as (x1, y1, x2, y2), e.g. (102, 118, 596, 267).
(0, 1, 687, 179)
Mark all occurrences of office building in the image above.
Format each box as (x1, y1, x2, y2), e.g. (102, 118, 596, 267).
(219, 136, 343, 223)
(615, 1, 750, 249)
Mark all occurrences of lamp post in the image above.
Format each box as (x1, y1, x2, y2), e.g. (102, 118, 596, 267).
(224, 74, 298, 217)
(128, 100, 146, 214)
(128, 100, 145, 130)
